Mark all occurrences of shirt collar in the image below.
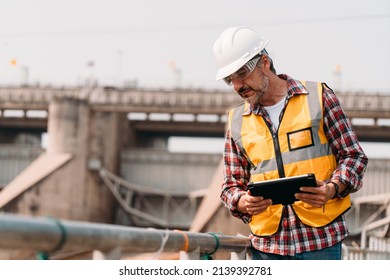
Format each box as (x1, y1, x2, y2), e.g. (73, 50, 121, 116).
(281, 74, 309, 97)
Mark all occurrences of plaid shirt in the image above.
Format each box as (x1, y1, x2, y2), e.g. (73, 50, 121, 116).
(221, 74, 368, 256)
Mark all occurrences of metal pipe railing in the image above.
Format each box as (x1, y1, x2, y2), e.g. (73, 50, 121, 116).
(2, 213, 390, 260)
(0, 213, 251, 259)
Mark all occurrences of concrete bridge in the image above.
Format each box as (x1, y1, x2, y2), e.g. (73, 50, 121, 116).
(1, 86, 390, 142)
(0, 86, 389, 259)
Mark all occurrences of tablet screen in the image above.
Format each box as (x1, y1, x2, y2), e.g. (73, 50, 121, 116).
(247, 173, 317, 205)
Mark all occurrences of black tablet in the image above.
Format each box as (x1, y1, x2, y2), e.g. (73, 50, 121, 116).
(247, 173, 317, 205)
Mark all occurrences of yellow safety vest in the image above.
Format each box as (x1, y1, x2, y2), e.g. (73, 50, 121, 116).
(228, 81, 351, 236)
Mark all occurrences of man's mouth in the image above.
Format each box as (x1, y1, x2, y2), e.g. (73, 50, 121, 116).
(238, 87, 252, 98)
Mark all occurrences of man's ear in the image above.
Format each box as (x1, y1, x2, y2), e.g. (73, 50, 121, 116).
(260, 55, 271, 69)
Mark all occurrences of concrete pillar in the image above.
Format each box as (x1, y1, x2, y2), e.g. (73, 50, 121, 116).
(47, 97, 88, 154)
(44, 96, 117, 223)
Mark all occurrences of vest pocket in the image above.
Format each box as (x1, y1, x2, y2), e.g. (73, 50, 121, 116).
(287, 127, 314, 151)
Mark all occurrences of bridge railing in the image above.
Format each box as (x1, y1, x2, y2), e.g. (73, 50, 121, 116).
(1, 87, 389, 116)
(338, 93, 390, 111)
(343, 246, 390, 260)
(0, 88, 81, 109)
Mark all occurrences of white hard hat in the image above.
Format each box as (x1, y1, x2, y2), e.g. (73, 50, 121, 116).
(213, 26, 269, 81)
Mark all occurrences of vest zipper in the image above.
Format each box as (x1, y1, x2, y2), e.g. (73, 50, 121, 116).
(263, 118, 286, 178)
(263, 99, 288, 178)
(272, 132, 285, 178)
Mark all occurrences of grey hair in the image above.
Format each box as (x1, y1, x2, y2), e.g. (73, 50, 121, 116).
(259, 49, 276, 74)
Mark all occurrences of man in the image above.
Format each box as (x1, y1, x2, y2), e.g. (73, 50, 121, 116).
(213, 26, 368, 260)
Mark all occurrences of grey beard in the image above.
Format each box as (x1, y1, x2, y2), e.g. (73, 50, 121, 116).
(246, 75, 269, 106)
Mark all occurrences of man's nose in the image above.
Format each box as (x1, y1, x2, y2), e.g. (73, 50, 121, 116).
(233, 79, 244, 92)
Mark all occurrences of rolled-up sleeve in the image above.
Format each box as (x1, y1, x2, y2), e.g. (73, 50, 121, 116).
(221, 129, 252, 223)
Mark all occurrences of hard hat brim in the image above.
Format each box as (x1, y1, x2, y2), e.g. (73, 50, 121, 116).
(215, 40, 269, 81)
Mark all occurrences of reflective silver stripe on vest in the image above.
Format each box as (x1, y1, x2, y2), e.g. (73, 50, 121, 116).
(230, 103, 255, 168)
(305, 81, 322, 125)
(230, 103, 244, 146)
(252, 158, 278, 174)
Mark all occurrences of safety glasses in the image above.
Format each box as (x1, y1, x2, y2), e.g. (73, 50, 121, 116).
(223, 56, 260, 86)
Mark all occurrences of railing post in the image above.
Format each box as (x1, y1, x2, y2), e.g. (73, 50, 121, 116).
(179, 247, 200, 260)
(92, 247, 122, 260)
(231, 248, 248, 260)
(341, 243, 349, 260)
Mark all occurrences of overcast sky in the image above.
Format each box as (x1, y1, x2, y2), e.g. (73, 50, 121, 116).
(2, 0, 389, 158)
(0, 0, 389, 93)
